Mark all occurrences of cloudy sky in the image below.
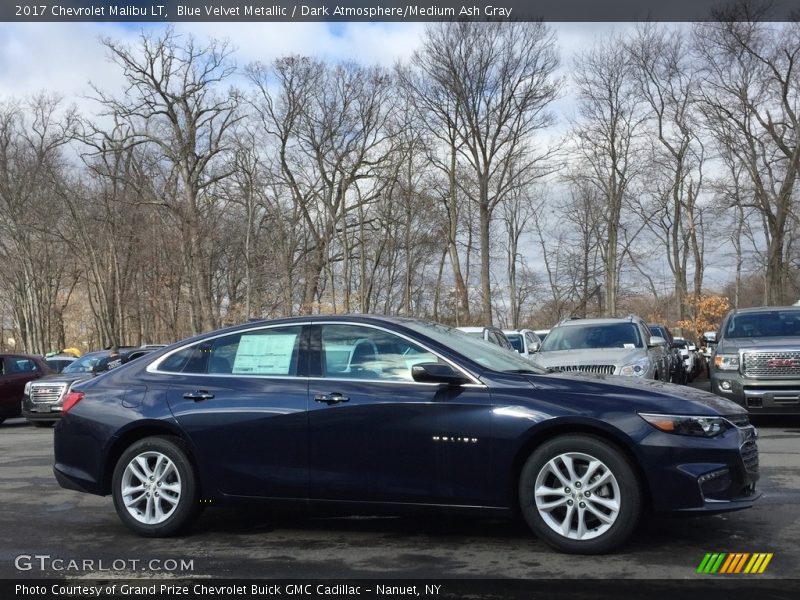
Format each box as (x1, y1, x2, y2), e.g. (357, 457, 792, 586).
(0, 21, 623, 112)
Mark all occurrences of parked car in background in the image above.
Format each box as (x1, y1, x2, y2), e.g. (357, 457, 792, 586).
(503, 329, 542, 361)
(532, 316, 670, 380)
(710, 306, 800, 414)
(701, 331, 718, 359)
(0, 354, 51, 425)
(54, 315, 759, 554)
(45, 354, 77, 374)
(456, 326, 515, 351)
(672, 338, 698, 382)
(23, 347, 155, 427)
(647, 324, 688, 384)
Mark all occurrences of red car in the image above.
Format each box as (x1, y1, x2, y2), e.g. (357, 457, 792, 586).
(0, 354, 51, 425)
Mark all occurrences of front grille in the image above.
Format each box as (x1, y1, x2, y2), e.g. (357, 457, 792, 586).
(550, 364, 615, 375)
(743, 351, 800, 377)
(29, 383, 67, 404)
(740, 439, 759, 473)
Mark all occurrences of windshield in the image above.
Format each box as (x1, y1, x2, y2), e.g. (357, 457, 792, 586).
(540, 323, 643, 351)
(724, 310, 800, 338)
(505, 333, 524, 352)
(63, 353, 106, 373)
(404, 321, 546, 373)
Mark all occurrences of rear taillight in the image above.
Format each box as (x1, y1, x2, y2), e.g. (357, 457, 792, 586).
(62, 391, 85, 413)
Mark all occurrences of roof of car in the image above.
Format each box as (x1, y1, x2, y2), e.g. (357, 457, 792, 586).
(728, 305, 800, 314)
(456, 326, 489, 332)
(556, 317, 637, 327)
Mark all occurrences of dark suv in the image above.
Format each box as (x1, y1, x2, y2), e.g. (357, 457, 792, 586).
(22, 347, 154, 427)
(0, 354, 51, 425)
(710, 306, 800, 414)
(648, 324, 688, 385)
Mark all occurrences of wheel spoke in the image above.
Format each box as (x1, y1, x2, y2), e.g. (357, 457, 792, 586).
(585, 470, 612, 491)
(576, 506, 587, 538)
(158, 461, 177, 483)
(560, 455, 579, 483)
(545, 458, 572, 488)
(560, 504, 575, 536)
(580, 460, 603, 486)
(587, 495, 619, 511)
(585, 501, 616, 524)
(124, 491, 146, 508)
(538, 496, 569, 511)
(127, 461, 148, 484)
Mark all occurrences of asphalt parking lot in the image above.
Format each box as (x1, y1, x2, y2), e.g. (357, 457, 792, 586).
(1, 380, 798, 582)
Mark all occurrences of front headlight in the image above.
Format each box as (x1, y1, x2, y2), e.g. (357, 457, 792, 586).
(24, 381, 32, 396)
(620, 357, 649, 377)
(639, 413, 731, 437)
(714, 354, 740, 371)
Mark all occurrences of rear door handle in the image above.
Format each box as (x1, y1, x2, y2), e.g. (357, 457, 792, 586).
(314, 393, 350, 405)
(183, 390, 214, 402)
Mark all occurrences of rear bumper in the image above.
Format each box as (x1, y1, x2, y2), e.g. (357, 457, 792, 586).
(53, 462, 105, 496)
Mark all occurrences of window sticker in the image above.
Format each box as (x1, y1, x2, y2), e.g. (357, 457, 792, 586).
(623, 343, 636, 349)
(232, 333, 297, 375)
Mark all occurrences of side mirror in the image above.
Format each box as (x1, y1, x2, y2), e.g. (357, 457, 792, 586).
(529, 342, 540, 353)
(649, 335, 667, 348)
(411, 363, 470, 386)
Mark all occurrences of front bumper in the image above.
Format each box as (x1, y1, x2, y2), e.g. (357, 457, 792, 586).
(710, 371, 800, 414)
(22, 397, 62, 421)
(639, 421, 760, 514)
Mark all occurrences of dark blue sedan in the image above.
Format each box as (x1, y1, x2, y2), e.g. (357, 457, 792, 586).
(53, 315, 759, 553)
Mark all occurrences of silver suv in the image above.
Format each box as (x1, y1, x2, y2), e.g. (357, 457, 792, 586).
(710, 306, 800, 414)
(530, 316, 669, 380)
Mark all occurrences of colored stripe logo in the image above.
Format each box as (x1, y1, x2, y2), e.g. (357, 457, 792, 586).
(697, 553, 773, 574)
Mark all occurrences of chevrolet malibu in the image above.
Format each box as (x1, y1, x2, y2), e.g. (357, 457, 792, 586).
(53, 316, 759, 554)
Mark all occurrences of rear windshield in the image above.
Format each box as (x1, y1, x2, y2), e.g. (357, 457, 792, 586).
(724, 310, 800, 338)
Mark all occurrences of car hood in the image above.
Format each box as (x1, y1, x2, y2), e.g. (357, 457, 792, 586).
(532, 348, 643, 368)
(527, 371, 746, 416)
(32, 373, 93, 385)
(718, 337, 800, 352)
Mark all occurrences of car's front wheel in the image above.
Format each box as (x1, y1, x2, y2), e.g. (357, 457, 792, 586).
(112, 436, 200, 537)
(518, 435, 642, 554)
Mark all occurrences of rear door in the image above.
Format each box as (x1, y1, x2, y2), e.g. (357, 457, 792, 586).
(158, 324, 310, 498)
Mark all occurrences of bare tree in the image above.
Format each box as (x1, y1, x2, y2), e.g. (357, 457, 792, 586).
(695, 17, 800, 305)
(408, 21, 560, 324)
(571, 35, 646, 317)
(92, 29, 241, 333)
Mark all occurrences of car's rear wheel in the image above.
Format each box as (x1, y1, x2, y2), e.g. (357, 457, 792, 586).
(112, 436, 200, 537)
(518, 435, 642, 554)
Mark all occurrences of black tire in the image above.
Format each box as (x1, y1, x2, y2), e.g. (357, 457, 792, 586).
(112, 436, 201, 537)
(31, 421, 55, 428)
(518, 434, 642, 554)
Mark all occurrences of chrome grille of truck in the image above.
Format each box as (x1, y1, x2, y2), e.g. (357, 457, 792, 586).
(549, 364, 615, 375)
(30, 383, 67, 404)
(743, 351, 800, 377)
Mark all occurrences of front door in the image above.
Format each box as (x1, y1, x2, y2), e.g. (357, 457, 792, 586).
(308, 323, 494, 506)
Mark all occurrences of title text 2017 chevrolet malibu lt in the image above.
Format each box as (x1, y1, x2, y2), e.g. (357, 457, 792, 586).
(54, 316, 759, 554)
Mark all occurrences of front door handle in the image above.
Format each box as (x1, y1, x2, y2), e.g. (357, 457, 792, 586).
(314, 393, 350, 405)
(183, 390, 214, 402)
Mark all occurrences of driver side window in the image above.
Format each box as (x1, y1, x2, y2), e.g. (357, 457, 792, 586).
(321, 324, 444, 382)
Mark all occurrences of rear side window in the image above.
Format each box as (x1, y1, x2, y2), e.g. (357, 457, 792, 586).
(157, 326, 303, 376)
(6, 357, 39, 373)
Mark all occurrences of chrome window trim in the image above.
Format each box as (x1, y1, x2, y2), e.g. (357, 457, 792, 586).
(146, 320, 485, 387)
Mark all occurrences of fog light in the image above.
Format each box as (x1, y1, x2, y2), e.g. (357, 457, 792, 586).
(719, 380, 732, 391)
(698, 468, 729, 483)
